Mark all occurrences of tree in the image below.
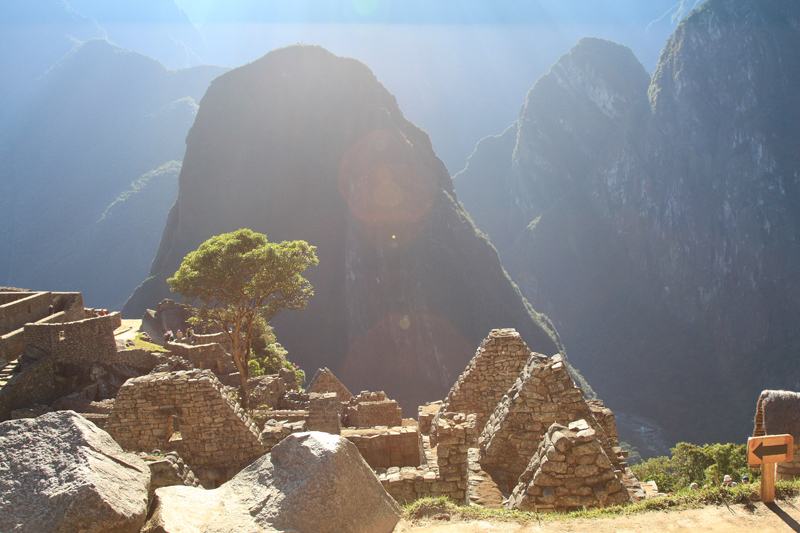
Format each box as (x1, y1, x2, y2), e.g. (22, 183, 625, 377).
(167, 229, 318, 408)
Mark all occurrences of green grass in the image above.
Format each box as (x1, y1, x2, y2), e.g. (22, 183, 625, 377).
(133, 333, 169, 353)
(402, 479, 800, 524)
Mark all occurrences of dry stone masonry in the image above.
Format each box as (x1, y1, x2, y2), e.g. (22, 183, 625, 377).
(307, 367, 354, 400)
(437, 328, 532, 437)
(508, 420, 630, 511)
(479, 352, 621, 493)
(343, 426, 424, 469)
(106, 369, 265, 487)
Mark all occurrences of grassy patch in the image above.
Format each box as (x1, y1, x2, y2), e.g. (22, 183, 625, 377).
(133, 333, 169, 353)
(402, 479, 800, 523)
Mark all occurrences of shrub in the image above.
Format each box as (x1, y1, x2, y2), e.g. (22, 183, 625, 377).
(631, 441, 753, 492)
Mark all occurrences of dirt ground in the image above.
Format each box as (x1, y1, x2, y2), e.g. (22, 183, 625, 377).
(394, 499, 800, 532)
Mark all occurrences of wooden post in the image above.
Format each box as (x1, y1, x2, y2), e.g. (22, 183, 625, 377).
(747, 434, 792, 504)
(761, 461, 776, 503)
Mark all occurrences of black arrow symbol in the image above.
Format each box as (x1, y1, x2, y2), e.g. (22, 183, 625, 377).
(754, 442, 788, 460)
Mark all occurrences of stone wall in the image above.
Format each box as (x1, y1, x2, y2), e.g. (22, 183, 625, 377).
(346, 400, 402, 428)
(343, 426, 424, 469)
(479, 353, 620, 493)
(23, 312, 121, 366)
(0, 357, 70, 421)
(437, 329, 532, 438)
(0, 292, 51, 335)
(418, 401, 442, 435)
(165, 341, 236, 374)
(378, 412, 474, 504)
(307, 392, 341, 434)
(105, 369, 265, 487)
(307, 367, 353, 400)
(249, 375, 286, 409)
(0, 329, 25, 363)
(508, 420, 629, 511)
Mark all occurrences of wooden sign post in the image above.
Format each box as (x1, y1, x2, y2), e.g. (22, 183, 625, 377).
(747, 434, 793, 503)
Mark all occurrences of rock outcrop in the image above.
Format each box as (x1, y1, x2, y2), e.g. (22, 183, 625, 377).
(124, 44, 565, 413)
(454, 0, 800, 445)
(143, 431, 402, 533)
(0, 411, 150, 533)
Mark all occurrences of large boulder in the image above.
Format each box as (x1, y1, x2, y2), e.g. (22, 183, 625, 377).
(0, 411, 150, 533)
(144, 431, 402, 533)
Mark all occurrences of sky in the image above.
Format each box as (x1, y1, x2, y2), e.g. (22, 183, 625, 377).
(153, 1, 702, 171)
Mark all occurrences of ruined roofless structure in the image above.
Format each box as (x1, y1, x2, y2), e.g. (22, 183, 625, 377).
(437, 328, 532, 437)
(307, 367, 354, 401)
(479, 352, 623, 493)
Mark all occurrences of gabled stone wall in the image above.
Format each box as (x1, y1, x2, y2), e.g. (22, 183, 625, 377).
(307, 367, 354, 401)
(479, 353, 620, 493)
(106, 369, 265, 487)
(508, 420, 629, 511)
(436, 329, 532, 438)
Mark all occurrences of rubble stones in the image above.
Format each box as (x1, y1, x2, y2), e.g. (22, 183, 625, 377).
(508, 420, 630, 511)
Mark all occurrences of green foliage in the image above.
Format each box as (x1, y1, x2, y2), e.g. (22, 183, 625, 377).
(631, 441, 753, 492)
(248, 316, 306, 387)
(167, 228, 318, 407)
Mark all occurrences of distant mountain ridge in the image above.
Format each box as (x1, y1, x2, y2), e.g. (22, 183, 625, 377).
(123, 45, 575, 413)
(0, 38, 227, 309)
(454, 0, 800, 447)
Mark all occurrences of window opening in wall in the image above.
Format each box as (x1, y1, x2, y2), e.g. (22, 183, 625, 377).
(28, 304, 32, 313)
(58, 331, 66, 341)
(168, 415, 183, 443)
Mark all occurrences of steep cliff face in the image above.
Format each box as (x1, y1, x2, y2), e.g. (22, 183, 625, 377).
(124, 45, 564, 411)
(455, 0, 800, 446)
(0, 39, 226, 309)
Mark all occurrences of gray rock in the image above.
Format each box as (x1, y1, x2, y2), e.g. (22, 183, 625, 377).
(0, 410, 150, 533)
(144, 431, 402, 533)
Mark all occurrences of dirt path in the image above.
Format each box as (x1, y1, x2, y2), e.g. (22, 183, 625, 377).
(394, 499, 800, 532)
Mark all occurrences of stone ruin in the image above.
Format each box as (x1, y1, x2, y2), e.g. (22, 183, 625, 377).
(437, 328, 532, 437)
(479, 352, 624, 493)
(106, 369, 265, 487)
(422, 328, 634, 511)
(2, 293, 637, 512)
(307, 366, 354, 400)
(508, 419, 629, 511)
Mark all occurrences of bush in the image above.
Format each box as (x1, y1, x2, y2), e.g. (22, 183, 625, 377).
(631, 441, 754, 492)
(249, 318, 305, 386)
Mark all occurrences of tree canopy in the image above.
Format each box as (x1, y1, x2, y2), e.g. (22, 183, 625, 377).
(167, 228, 318, 408)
